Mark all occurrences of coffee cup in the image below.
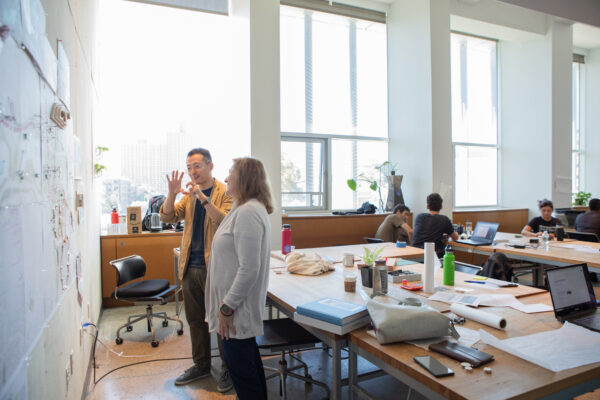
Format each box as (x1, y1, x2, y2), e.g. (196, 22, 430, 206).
(344, 273, 357, 292)
(530, 238, 539, 249)
(343, 253, 354, 267)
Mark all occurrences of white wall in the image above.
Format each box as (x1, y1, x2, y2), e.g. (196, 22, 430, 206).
(25, 1, 100, 399)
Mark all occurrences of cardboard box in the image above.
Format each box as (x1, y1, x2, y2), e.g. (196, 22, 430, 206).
(127, 206, 142, 234)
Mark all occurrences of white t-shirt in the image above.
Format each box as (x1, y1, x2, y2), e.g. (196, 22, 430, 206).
(205, 199, 271, 339)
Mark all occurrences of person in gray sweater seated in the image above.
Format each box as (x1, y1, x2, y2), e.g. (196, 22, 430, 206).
(375, 203, 413, 243)
(206, 157, 273, 400)
(575, 198, 600, 236)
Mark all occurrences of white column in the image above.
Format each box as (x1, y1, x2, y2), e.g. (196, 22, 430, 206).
(248, 0, 282, 248)
(387, 0, 452, 215)
(549, 19, 573, 208)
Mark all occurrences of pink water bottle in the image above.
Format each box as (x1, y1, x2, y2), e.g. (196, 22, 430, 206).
(281, 224, 292, 255)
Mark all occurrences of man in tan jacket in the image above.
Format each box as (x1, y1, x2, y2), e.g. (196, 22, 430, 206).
(160, 148, 233, 391)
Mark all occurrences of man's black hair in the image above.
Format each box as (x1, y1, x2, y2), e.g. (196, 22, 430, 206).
(187, 147, 212, 163)
(427, 193, 443, 212)
(393, 204, 410, 214)
(589, 198, 600, 211)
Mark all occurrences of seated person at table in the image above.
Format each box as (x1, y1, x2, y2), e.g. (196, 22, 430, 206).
(521, 199, 561, 238)
(411, 193, 458, 258)
(575, 198, 600, 236)
(375, 204, 413, 243)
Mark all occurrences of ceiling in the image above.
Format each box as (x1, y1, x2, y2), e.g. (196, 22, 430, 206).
(573, 23, 600, 50)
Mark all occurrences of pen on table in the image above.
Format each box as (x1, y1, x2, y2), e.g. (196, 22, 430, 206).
(464, 280, 486, 284)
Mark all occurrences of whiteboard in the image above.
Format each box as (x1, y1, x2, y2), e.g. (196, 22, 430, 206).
(0, 35, 78, 397)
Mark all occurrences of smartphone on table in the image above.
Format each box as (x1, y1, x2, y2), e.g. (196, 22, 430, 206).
(414, 355, 454, 378)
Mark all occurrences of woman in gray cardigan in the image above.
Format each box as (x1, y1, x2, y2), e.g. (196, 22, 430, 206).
(206, 157, 273, 400)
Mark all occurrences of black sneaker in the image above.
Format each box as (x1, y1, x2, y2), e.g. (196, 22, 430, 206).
(174, 365, 211, 386)
(217, 369, 234, 393)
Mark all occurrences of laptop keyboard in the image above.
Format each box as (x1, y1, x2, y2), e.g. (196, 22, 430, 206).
(573, 313, 600, 328)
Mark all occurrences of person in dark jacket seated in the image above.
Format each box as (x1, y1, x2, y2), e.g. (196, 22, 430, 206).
(411, 193, 458, 258)
(575, 198, 600, 236)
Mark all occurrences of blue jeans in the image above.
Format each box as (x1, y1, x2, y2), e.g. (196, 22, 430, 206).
(221, 337, 267, 400)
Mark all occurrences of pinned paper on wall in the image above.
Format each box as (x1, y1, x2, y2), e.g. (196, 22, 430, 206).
(554, 176, 572, 194)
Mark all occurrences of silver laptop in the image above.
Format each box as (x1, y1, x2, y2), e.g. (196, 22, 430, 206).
(455, 222, 499, 246)
(546, 263, 600, 332)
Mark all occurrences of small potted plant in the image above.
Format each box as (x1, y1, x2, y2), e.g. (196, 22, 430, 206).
(359, 246, 384, 288)
(573, 191, 592, 208)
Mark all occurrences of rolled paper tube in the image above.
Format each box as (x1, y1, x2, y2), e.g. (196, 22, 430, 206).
(423, 242, 436, 293)
(450, 303, 507, 330)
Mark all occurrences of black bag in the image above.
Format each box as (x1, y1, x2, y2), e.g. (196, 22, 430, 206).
(357, 201, 377, 214)
(143, 195, 170, 231)
(477, 253, 514, 282)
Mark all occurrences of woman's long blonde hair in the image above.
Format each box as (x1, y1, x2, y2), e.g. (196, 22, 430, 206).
(231, 157, 274, 214)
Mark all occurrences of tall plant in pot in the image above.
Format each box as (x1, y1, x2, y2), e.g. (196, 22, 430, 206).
(347, 161, 400, 212)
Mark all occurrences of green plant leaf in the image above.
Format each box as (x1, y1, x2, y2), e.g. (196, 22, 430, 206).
(347, 179, 357, 191)
(369, 181, 377, 191)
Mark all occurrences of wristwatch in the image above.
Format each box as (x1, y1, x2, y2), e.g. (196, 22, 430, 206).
(201, 197, 210, 206)
(220, 303, 234, 317)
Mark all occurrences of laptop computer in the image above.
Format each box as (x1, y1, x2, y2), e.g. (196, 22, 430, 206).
(455, 222, 499, 246)
(545, 263, 600, 332)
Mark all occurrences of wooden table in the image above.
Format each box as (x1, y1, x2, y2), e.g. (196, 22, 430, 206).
(267, 243, 539, 399)
(453, 232, 600, 286)
(347, 291, 600, 399)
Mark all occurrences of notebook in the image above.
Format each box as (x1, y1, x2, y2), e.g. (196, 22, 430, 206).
(545, 263, 600, 332)
(455, 222, 499, 246)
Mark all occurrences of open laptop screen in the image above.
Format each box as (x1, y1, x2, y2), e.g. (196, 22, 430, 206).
(471, 222, 499, 241)
(546, 264, 596, 315)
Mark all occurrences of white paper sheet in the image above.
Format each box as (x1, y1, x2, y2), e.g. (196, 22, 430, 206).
(480, 322, 600, 372)
(478, 294, 553, 313)
(429, 291, 481, 306)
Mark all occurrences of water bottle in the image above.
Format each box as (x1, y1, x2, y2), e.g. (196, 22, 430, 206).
(443, 243, 455, 286)
(111, 207, 119, 224)
(541, 230, 549, 250)
(281, 224, 292, 255)
(375, 259, 388, 294)
(556, 225, 565, 241)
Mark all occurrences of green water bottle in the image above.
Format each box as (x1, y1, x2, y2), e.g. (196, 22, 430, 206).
(443, 243, 455, 286)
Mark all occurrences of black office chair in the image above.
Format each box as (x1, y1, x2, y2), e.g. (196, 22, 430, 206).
(363, 237, 384, 244)
(256, 318, 330, 400)
(109, 255, 184, 347)
(455, 261, 483, 275)
(566, 231, 600, 242)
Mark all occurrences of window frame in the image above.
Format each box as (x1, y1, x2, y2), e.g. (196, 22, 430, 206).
(451, 31, 500, 209)
(572, 57, 585, 194)
(279, 4, 388, 213)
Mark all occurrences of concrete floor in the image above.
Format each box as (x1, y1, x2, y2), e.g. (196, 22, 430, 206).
(84, 270, 600, 400)
(83, 303, 423, 400)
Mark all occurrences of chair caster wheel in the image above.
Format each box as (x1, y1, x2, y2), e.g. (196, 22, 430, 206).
(115, 337, 123, 345)
(126, 326, 133, 332)
(151, 340, 159, 347)
(162, 321, 168, 327)
(177, 329, 184, 335)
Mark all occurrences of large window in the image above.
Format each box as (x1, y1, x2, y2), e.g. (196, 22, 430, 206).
(97, 0, 248, 228)
(572, 56, 584, 194)
(451, 33, 498, 207)
(280, 5, 388, 211)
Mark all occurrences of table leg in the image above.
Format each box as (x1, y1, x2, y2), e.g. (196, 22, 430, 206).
(331, 339, 343, 400)
(348, 342, 358, 400)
